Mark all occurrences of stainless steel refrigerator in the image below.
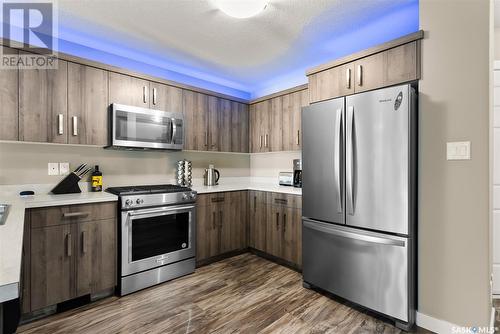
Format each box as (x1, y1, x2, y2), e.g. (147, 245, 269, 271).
(301, 84, 416, 331)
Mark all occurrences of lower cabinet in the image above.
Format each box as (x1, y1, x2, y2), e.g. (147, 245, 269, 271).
(250, 191, 302, 269)
(196, 191, 248, 263)
(22, 202, 117, 313)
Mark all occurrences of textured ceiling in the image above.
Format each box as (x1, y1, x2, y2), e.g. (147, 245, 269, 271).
(55, 0, 419, 99)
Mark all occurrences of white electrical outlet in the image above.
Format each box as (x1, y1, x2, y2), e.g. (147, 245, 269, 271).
(48, 163, 59, 176)
(59, 162, 70, 175)
(447, 141, 471, 160)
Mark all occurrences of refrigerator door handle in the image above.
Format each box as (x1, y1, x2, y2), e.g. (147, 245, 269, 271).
(303, 219, 406, 247)
(346, 106, 355, 215)
(334, 108, 343, 213)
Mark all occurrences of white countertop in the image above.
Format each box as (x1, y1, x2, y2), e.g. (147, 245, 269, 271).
(0, 177, 299, 302)
(191, 177, 302, 195)
(0, 185, 118, 303)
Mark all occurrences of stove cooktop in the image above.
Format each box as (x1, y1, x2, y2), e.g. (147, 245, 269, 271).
(106, 184, 191, 196)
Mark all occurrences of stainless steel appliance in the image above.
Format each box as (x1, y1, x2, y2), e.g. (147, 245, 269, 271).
(106, 184, 197, 295)
(107, 103, 184, 150)
(203, 165, 220, 186)
(293, 159, 302, 188)
(301, 84, 416, 330)
(279, 172, 293, 186)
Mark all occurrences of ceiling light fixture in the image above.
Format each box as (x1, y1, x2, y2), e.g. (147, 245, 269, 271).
(215, 0, 268, 19)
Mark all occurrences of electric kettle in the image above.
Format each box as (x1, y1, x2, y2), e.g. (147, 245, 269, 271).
(203, 165, 220, 186)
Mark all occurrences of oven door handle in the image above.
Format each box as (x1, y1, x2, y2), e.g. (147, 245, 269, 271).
(127, 204, 195, 217)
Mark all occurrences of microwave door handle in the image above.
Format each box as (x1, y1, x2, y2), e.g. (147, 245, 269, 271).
(171, 118, 177, 144)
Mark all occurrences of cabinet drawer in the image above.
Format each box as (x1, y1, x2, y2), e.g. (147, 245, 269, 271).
(269, 192, 302, 209)
(30, 202, 117, 228)
(196, 193, 226, 207)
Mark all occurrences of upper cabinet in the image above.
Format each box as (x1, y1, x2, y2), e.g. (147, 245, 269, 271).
(149, 82, 183, 113)
(250, 88, 308, 153)
(0, 46, 19, 141)
(19, 56, 68, 143)
(183, 90, 209, 151)
(68, 63, 109, 146)
(307, 33, 422, 104)
(108, 72, 150, 108)
(231, 102, 249, 153)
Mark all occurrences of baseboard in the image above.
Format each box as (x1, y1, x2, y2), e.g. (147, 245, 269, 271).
(416, 312, 460, 333)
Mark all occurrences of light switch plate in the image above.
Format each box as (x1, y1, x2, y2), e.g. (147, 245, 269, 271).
(59, 162, 70, 175)
(447, 141, 471, 160)
(48, 163, 59, 175)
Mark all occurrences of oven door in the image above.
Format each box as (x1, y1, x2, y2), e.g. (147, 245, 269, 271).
(111, 103, 184, 150)
(121, 204, 195, 276)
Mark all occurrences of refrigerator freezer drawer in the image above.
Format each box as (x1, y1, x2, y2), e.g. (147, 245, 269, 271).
(302, 219, 410, 322)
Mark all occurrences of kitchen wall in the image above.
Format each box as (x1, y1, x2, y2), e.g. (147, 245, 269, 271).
(250, 151, 301, 178)
(419, 0, 491, 327)
(0, 142, 250, 187)
(495, 27, 500, 59)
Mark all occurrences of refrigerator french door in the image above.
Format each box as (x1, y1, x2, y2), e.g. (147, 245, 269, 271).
(302, 84, 416, 330)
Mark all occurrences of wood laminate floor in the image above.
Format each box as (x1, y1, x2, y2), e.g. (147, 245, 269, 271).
(17, 254, 431, 334)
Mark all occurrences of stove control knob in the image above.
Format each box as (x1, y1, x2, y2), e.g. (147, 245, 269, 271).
(136, 198, 144, 205)
(125, 199, 133, 206)
(182, 193, 189, 200)
(190, 193, 196, 200)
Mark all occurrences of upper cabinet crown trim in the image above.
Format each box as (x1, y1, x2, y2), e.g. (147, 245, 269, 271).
(0, 37, 248, 104)
(249, 84, 308, 105)
(305, 30, 424, 76)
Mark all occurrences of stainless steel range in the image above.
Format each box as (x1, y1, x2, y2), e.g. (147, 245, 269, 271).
(107, 184, 197, 295)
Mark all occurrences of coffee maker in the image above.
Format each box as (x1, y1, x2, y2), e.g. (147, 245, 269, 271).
(293, 159, 302, 188)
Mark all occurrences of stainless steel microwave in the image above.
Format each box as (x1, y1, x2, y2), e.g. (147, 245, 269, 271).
(107, 103, 184, 151)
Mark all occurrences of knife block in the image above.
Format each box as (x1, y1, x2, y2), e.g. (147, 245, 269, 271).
(51, 173, 82, 194)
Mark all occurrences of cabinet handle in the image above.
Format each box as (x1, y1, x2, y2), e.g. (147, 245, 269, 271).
(265, 134, 269, 148)
(296, 130, 300, 146)
(72, 116, 78, 136)
(143, 86, 148, 103)
(276, 212, 279, 230)
(152, 87, 157, 105)
(212, 211, 216, 229)
(58, 114, 64, 135)
(283, 213, 287, 233)
(66, 233, 72, 257)
(254, 196, 257, 212)
(357, 65, 362, 86)
(82, 231, 87, 254)
(205, 131, 209, 147)
(63, 212, 90, 218)
(346, 68, 351, 89)
(259, 135, 262, 148)
(219, 210, 223, 228)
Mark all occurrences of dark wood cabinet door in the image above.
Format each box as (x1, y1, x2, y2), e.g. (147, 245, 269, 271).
(308, 63, 354, 104)
(220, 191, 247, 253)
(231, 102, 249, 153)
(196, 197, 220, 261)
(150, 82, 183, 112)
(218, 98, 232, 152)
(207, 96, 220, 151)
(0, 46, 19, 141)
(252, 100, 270, 153)
(266, 206, 282, 258)
(30, 224, 73, 311)
(282, 89, 308, 151)
(269, 97, 283, 152)
(76, 219, 116, 297)
(109, 72, 149, 107)
(248, 191, 267, 251)
(183, 90, 208, 151)
(384, 41, 419, 87)
(281, 207, 302, 268)
(249, 104, 258, 153)
(19, 56, 68, 143)
(353, 52, 385, 93)
(68, 63, 109, 145)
